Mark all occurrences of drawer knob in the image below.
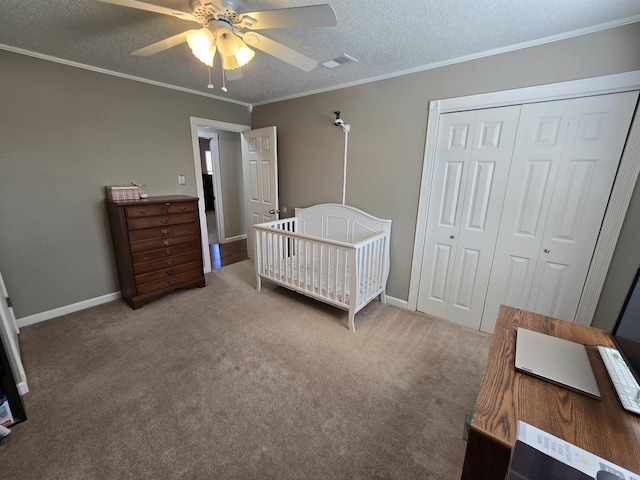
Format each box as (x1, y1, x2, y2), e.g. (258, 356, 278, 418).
(166, 269, 176, 275)
(161, 228, 171, 235)
(180, 206, 186, 211)
(164, 249, 173, 255)
(167, 279, 176, 286)
(140, 209, 147, 214)
(165, 259, 174, 266)
(163, 239, 172, 246)
(160, 218, 169, 225)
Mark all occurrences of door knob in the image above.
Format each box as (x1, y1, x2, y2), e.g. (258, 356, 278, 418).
(449, 235, 455, 239)
(269, 209, 280, 215)
(544, 249, 551, 253)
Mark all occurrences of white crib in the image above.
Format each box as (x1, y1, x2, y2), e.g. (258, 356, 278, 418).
(254, 203, 392, 332)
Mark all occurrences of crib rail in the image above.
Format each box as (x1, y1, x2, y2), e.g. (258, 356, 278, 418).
(255, 221, 355, 307)
(352, 233, 390, 309)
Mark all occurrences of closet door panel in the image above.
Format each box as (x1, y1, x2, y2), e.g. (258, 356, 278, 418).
(527, 91, 640, 320)
(448, 105, 521, 329)
(417, 111, 476, 318)
(428, 243, 453, 302)
(451, 247, 481, 310)
(480, 101, 570, 333)
(526, 261, 570, 318)
(502, 255, 532, 307)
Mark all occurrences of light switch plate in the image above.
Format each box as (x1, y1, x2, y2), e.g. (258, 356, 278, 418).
(178, 174, 186, 185)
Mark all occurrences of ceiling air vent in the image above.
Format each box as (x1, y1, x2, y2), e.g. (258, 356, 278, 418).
(321, 54, 357, 69)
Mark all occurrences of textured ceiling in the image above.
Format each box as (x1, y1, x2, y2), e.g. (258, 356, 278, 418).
(1, 0, 639, 105)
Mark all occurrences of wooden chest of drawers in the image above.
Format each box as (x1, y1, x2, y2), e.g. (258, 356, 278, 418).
(106, 195, 205, 309)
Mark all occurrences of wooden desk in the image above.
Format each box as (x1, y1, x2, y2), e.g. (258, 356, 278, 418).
(462, 306, 640, 480)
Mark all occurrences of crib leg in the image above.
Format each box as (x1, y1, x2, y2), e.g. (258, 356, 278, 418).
(380, 290, 387, 304)
(256, 275, 262, 292)
(348, 309, 356, 333)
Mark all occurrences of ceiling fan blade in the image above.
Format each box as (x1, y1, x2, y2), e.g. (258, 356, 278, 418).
(242, 32, 317, 72)
(97, 0, 200, 23)
(225, 69, 243, 81)
(239, 4, 337, 30)
(131, 30, 197, 56)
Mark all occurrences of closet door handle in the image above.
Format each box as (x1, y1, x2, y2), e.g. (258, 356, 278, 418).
(544, 249, 551, 253)
(449, 235, 455, 239)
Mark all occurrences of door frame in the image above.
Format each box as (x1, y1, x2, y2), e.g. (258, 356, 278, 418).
(408, 70, 640, 326)
(208, 134, 226, 243)
(190, 117, 251, 273)
(197, 132, 226, 244)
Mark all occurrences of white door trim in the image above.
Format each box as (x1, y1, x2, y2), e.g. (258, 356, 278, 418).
(409, 70, 640, 326)
(190, 117, 250, 273)
(208, 135, 227, 243)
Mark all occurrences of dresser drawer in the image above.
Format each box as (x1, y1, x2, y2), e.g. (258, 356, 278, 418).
(128, 223, 198, 242)
(131, 243, 200, 264)
(127, 212, 197, 230)
(133, 251, 202, 275)
(135, 260, 201, 285)
(125, 202, 196, 218)
(129, 233, 200, 253)
(135, 267, 203, 296)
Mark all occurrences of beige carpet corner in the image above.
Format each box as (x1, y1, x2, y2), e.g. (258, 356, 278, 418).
(2, 260, 491, 479)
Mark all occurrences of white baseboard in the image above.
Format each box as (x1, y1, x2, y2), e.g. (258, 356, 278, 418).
(220, 234, 246, 244)
(385, 295, 409, 310)
(17, 292, 121, 328)
(16, 289, 408, 328)
(17, 382, 29, 395)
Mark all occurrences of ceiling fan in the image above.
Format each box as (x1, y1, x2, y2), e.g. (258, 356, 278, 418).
(98, 0, 337, 87)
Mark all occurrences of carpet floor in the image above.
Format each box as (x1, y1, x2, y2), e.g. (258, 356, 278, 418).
(1, 260, 491, 479)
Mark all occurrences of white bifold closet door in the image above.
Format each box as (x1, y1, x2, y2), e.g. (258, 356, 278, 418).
(480, 91, 639, 333)
(416, 105, 521, 329)
(417, 90, 639, 332)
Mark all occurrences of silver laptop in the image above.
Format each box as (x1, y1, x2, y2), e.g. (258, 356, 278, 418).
(515, 328, 601, 399)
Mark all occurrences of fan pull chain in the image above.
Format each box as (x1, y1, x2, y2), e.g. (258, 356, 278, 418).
(221, 64, 228, 92)
(207, 66, 214, 89)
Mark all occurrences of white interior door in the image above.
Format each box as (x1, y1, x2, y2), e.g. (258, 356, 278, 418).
(241, 126, 278, 259)
(416, 105, 521, 328)
(0, 270, 28, 394)
(480, 91, 639, 333)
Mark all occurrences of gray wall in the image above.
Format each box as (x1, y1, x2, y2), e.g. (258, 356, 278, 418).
(215, 130, 245, 239)
(0, 49, 250, 318)
(252, 22, 640, 331)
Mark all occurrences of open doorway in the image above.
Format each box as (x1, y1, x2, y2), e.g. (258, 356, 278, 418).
(190, 117, 251, 273)
(197, 131, 248, 269)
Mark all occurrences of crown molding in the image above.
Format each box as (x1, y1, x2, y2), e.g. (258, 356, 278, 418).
(253, 15, 640, 106)
(0, 43, 250, 107)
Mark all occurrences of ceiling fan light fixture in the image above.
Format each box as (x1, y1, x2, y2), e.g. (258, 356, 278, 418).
(234, 43, 255, 67)
(216, 26, 254, 70)
(186, 27, 213, 51)
(221, 45, 254, 70)
(216, 28, 241, 57)
(187, 27, 216, 66)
